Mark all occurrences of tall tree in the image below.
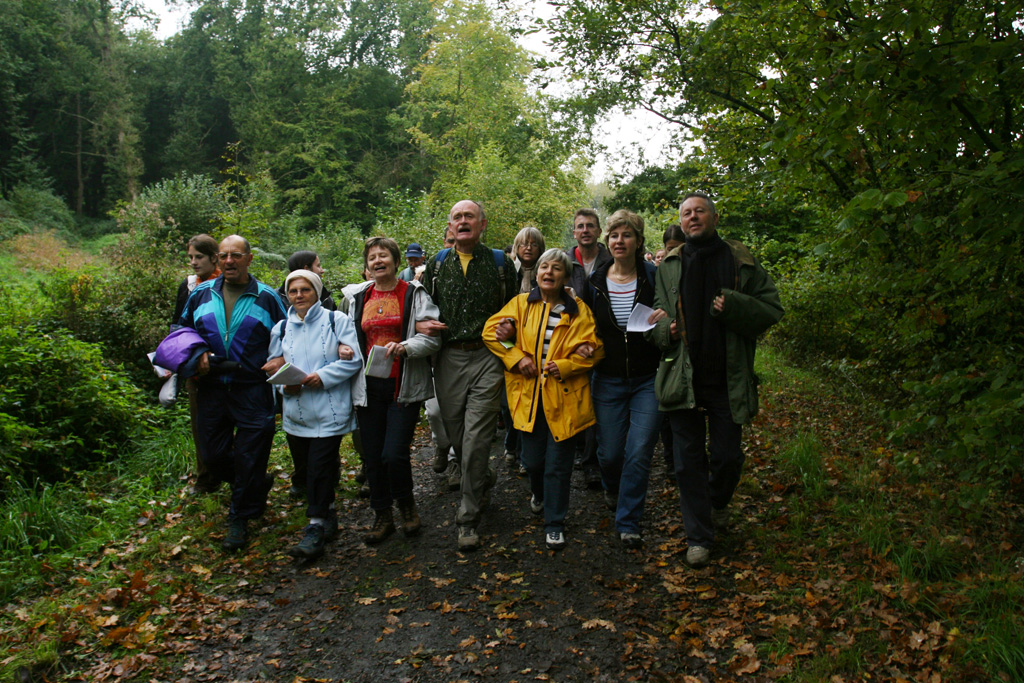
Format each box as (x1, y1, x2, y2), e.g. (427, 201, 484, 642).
(545, 0, 1024, 470)
(398, 0, 590, 245)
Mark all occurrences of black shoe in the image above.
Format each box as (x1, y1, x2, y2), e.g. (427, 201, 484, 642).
(289, 523, 325, 559)
(584, 468, 603, 491)
(190, 477, 220, 495)
(355, 463, 367, 485)
(288, 484, 306, 499)
(222, 517, 249, 552)
(604, 490, 618, 512)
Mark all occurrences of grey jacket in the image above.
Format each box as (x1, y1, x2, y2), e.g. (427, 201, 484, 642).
(343, 279, 442, 406)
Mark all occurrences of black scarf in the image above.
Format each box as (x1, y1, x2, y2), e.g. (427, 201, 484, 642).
(680, 233, 734, 387)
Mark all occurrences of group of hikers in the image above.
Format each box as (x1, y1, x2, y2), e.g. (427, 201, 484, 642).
(156, 193, 783, 569)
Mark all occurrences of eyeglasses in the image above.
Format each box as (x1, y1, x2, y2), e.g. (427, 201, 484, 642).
(217, 252, 248, 261)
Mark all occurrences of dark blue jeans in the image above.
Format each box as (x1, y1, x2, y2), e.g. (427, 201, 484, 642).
(195, 380, 275, 520)
(356, 377, 421, 512)
(669, 386, 744, 548)
(593, 372, 661, 534)
(520, 398, 575, 533)
(285, 433, 342, 519)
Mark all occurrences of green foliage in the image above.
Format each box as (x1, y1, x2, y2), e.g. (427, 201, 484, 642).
(0, 301, 158, 495)
(39, 248, 179, 384)
(0, 481, 98, 557)
(399, 1, 590, 243)
(546, 0, 1024, 482)
(0, 185, 76, 241)
(118, 172, 227, 244)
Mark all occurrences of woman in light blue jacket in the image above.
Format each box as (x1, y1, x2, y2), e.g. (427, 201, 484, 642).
(267, 269, 362, 559)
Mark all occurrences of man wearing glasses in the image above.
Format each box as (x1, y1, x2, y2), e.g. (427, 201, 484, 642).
(179, 234, 287, 551)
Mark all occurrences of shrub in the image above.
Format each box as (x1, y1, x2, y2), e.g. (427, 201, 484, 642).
(117, 173, 227, 247)
(0, 319, 158, 494)
(6, 185, 75, 233)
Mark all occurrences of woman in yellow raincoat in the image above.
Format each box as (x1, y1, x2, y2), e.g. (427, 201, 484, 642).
(484, 248, 604, 550)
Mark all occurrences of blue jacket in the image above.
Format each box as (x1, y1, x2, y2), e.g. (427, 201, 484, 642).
(179, 275, 287, 384)
(269, 302, 363, 437)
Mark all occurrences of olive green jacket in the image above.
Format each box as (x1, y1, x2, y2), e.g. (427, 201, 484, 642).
(646, 239, 783, 423)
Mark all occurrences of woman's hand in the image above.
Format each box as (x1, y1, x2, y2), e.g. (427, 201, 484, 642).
(283, 384, 301, 395)
(384, 342, 406, 358)
(198, 352, 211, 376)
(494, 318, 516, 342)
(338, 344, 354, 360)
(647, 309, 668, 325)
(572, 342, 595, 359)
(262, 356, 285, 375)
(301, 372, 322, 388)
(516, 356, 538, 379)
(544, 361, 561, 380)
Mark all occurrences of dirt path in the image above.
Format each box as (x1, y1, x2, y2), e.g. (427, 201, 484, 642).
(171, 431, 750, 682)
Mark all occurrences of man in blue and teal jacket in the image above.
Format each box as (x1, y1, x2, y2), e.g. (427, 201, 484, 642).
(179, 234, 287, 551)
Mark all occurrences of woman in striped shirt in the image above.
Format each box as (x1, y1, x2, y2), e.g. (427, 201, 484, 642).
(586, 210, 666, 550)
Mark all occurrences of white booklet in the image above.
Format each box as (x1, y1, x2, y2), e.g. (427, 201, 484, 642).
(266, 362, 308, 385)
(364, 345, 394, 378)
(626, 303, 657, 332)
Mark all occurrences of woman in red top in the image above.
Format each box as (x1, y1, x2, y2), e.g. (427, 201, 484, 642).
(346, 237, 442, 544)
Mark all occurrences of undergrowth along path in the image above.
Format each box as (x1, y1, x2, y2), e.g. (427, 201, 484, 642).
(3, 352, 1020, 682)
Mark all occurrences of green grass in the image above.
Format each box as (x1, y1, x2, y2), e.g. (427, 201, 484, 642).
(776, 431, 828, 499)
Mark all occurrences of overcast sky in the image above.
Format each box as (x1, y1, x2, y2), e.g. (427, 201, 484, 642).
(132, 0, 677, 184)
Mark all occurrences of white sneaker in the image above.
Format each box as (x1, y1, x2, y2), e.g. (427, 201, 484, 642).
(686, 545, 710, 567)
(545, 530, 566, 550)
(529, 495, 543, 515)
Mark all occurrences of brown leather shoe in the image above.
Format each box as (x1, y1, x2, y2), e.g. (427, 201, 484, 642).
(397, 499, 421, 536)
(363, 509, 395, 545)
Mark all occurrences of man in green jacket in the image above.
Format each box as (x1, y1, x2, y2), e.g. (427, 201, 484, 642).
(648, 192, 783, 568)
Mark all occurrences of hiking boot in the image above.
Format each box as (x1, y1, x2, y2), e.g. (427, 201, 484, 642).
(323, 509, 339, 542)
(529, 495, 544, 515)
(289, 523, 325, 559)
(584, 468, 603, 491)
(504, 450, 517, 467)
(222, 517, 248, 552)
(686, 545, 711, 568)
(445, 460, 462, 491)
(604, 490, 618, 512)
(364, 509, 395, 545)
(545, 530, 566, 551)
(711, 506, 730, 529)
(397, 499, 422, 536)
(457, 525, 480, 551)
(431, 443, 450, 473)
(620, 532, 644, 550)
